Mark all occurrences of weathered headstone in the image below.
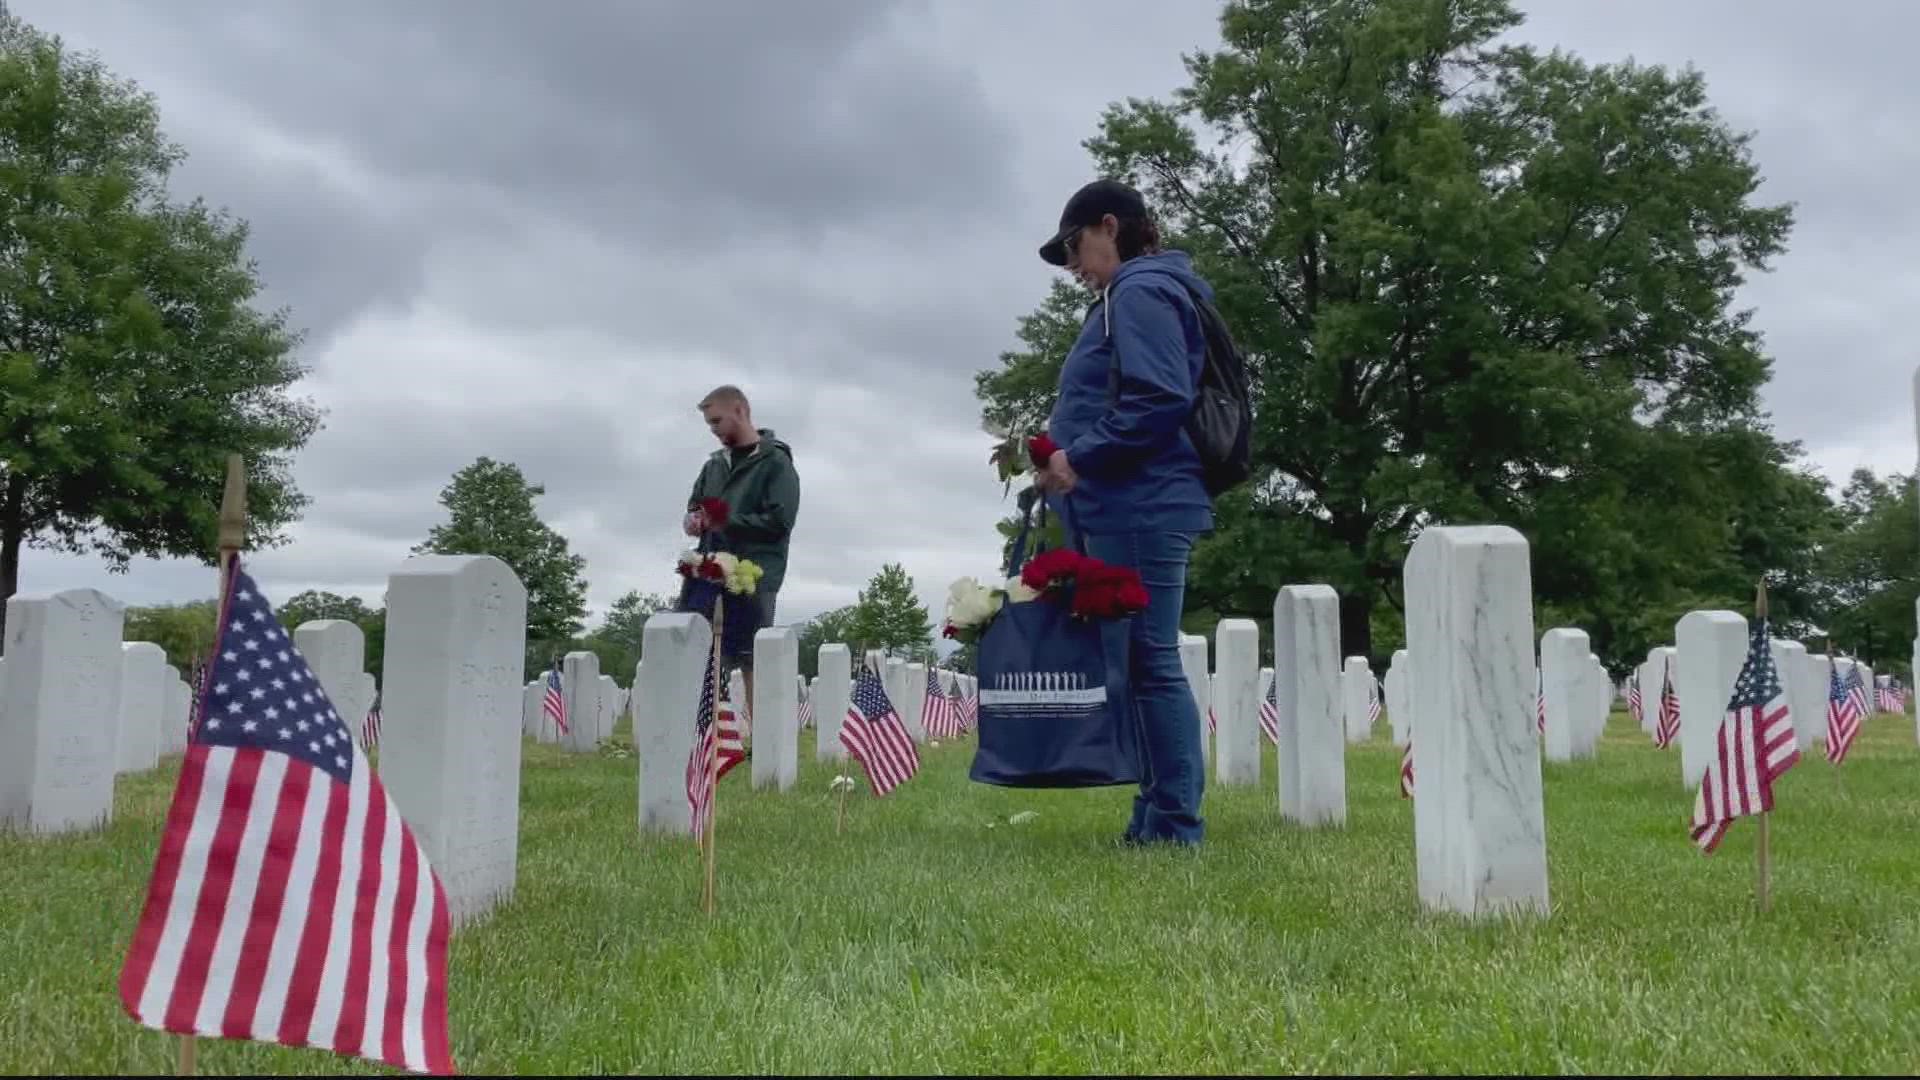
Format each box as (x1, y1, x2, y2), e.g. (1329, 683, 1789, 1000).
(1539, 628, 1589, 762)
(294, 619, 366, 731)
(116, 642, 167, 774)
(522, 680, 542, 740)
(1341, 656, 1373, 743)
(1772, 640, 1816, 752)
(378, 555, 527, 928)
(561, 650, 601, 752)
(750, 627, 798, 790)
(0, 588, 126, 834)
(636, 613, 709, 836)
(162, 667, 189, 757)
(1403, 525, 1549, 918)
(903, 662, 929, 742)
(1178, 633, 1210, 768)
(1213, 619, 1259, 786)
(1275, 586, 1344, 826)
(597, 674, 617, 740)
(882, 657, 906, 736)
(1385, 649, 1410, 746)
(1676, 610, 1746, 789)
(816, 644, 851, 760)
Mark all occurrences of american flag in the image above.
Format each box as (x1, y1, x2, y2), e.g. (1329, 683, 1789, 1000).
(1627, 671, 1643, 726)
(1690, 617, 1800, 854)
(684, 645, 743, 840)
(360, 690, 382, 751)
(839, 665, 919, 796)
(961, 680, 979, 731)
(796, 687, 814, 731)
(1367, 677, 1383, 728)
(946, 676, 970, 735)
(1842, 664, 1871, 722)
(117, 562, 453, 1075)
(922, 669, 959, 739)
(1257, 674, 1279, 745)
(1825, 658, 1862, 765)
(1205, 704, 1218, 734)
(1536, 668, 1546, 734)
(1398, 739, 1414, 798)
(1879, 677, 1907, 715)
(186, 660, 209, 736)
(542, 664, 568, 737)
(1654, 658, 1680, 749)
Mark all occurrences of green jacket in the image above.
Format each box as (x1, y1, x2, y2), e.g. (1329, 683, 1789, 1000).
(687, 429, 800, 596)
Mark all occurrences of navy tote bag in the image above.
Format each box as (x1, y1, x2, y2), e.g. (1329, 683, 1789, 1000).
(969, 495, 1142, 788)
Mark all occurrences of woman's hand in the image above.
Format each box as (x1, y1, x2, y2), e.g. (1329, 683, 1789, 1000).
(1037, 449, 1078, 494)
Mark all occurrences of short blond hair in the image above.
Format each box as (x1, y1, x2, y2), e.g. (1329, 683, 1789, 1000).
(698, 385, 749, 411)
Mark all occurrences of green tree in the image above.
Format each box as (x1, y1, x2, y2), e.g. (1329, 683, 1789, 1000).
(123, 598, 218, 671)
(413, 457, 589, 650)
(0, 14, 322, 646)
(848, 563, 933, 660)
(976, 0, 1817, 668)
(794, 604, 860, 678)
(562, 589, 669, 685)
(1812, 470, 1917, 673)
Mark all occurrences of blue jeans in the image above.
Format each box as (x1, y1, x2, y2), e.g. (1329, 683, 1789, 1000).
(1076, 529, 1205, 845)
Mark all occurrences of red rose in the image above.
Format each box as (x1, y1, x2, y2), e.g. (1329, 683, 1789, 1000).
(698, 558, 726, 581)
(942, 623, 959, 639)
(700, 498, 731, 529)
(1020, 548, 1087, 592)
(1068, 561, 1150, 619)
(1027, 433, 1060, 471)
(676, 561, 695, 578)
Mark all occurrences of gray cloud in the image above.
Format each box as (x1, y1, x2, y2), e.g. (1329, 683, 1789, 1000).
(13, 0, 1915, 640)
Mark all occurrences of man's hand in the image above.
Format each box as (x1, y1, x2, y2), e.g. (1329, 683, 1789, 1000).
(683, 509, 707, 537)
(1036, 449, 1078, 494)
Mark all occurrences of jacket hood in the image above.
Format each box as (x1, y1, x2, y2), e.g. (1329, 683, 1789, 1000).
(1109, 249, 1210, 297)
(711, 429, 792, 463)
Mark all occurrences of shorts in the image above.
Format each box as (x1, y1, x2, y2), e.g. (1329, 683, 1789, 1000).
(722, 587, 779, 669)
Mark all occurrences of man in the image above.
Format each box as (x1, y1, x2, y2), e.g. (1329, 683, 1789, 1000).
(685, 385, 800, 709)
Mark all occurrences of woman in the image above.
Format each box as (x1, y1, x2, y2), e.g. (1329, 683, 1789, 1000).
(1034, 179, 1214, 847)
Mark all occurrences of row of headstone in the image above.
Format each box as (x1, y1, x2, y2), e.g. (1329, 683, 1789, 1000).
(2, 589, 207, 834)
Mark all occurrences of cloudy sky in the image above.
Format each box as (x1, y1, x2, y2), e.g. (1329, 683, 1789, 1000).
(14, 0, 1915, 633)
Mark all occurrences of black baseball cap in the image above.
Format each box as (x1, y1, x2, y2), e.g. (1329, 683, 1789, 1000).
(1039, 179, 1147, 266)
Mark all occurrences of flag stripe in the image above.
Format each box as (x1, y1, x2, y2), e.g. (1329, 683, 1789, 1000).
(331, 782, 387, 1055)
(144, 746, 239, 1028)
(193, 750, 288, 1034)
(118, 744, 213, 1021)
(275, 774, 349, 1046)
(300, 754, 368, 1048)
(221, 761, 314, 1039)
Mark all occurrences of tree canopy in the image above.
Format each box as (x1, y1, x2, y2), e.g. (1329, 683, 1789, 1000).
(413, 457, 589, 649)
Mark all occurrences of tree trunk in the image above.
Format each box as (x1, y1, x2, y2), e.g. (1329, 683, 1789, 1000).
(0, 472, 25, 656)
(1339, 588, 1374, 668)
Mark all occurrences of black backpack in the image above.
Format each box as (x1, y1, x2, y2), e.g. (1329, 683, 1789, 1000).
(1102, 279, 1253, 496)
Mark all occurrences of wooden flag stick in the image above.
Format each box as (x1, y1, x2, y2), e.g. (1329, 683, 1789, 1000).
(837, 780, 849, 835)
(180, 455, 248, 1075)
(1755, 580, 1772, 914)
(702, 596, 724, 917)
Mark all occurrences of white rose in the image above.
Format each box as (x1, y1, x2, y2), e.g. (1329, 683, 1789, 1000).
(945, 577, 1003, 629)
(1004, 576, 1041, 604)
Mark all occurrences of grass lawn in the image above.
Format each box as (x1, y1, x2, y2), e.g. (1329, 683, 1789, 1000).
(4, 708, 1919, 1075)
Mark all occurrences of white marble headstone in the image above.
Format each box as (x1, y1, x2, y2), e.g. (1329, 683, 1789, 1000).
(728, 668, 750, 737)
(1771, 640, 1816, 752)
(1340, 656, 1373, 743)
(561, 650, 601, 752)
(903, 662, 929, 742)
(882, 657, 906, 737)
(751, 627, 798, 790)
(294, 619, 366, 730)
(0, 588, 126, 834)
(522, 681, 543, 740)
(378, 555, 527, 928)
(1213, 619, 1259, 786)
(1385, 649, 1410, 746)
(597, 674, 617, 741)
(1178, 634, 1210, 769)
(1675, 610, 1746, 789)
(1540, 628, 1589, 762)
(1403, 525, 1549, 919)
(116, 642, 167, 774)
(162, 667, 189, 757)
(636, 612, 709, 836)
(1275, 587, 1344, 826)
(816, 644, 851, 760)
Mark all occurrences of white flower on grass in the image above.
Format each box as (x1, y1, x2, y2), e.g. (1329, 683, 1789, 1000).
(1008, 811, 1039, 826)
(829, 774, 857, 793)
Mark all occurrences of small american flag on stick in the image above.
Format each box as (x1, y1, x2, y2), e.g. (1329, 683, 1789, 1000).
(1257, 673, 1279, 746)
(946, 676, 970, 735)
(1841, 664, 1870, 726)
(839, 664, 919, 796)
(1654, 659, 1680, 749)
(1689, 609, 1799, 856)
(1536, 668, 1546, 734)
(686, 645, 740, 841)
(118, 562, 454, 1075)
(1367, 677, 1382, 728)
(1627, 671, 1643, 726)
(1398, 739, 1414, 798)
(360, 690, 382, 751)
(1824, 657, 1862, 765)
(542, 664, 568, 737)
(922, 668, 958, 739)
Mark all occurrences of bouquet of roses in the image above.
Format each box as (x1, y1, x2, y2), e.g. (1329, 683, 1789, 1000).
(676, 549, 763, 595)
(1018, 549, 1150, 620)
(941, 574, 1043, 645)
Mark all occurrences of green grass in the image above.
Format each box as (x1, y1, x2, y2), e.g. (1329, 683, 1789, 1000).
(5, 710, 1920, 1075)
